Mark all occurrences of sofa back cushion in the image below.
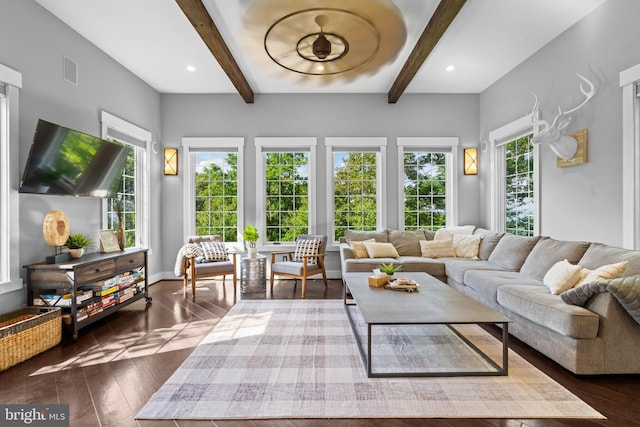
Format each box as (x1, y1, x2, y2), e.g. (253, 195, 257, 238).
(520, 237, 591, 281)
(388, 230, 426, 256)
(345, 229, 388, 243)
(488, 234, 540, 271)
(579, 243, 640, 276)
(473, 228, 505, 260)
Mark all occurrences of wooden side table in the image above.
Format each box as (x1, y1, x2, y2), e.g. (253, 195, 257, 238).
(240, 254, 267, 294)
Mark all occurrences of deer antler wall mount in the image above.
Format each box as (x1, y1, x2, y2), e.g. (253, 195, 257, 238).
(530, 73, 595, 164)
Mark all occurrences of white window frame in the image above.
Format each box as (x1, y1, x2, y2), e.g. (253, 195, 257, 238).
(182, 137, 245, 247)
(255, 137, 317, 250)
(0, 63, 22, 292)
(489, 114, 540, 234)
(620, 63, 640, 249)
(397, 137, 459, 229)
(100, 111, 151, 249)
(326, 137, 387, 244)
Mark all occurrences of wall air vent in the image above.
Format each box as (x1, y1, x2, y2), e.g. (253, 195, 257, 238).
(63, 56, 78, 85)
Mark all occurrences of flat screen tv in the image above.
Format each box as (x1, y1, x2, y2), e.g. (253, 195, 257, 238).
(19, 119, 132, 197)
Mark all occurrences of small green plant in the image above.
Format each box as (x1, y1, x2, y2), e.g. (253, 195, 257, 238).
(243, 225, 259, 247)
(377, 262, 402, 275)
(65, 233, 93, 249)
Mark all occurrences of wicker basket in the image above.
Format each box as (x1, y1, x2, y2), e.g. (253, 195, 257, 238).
(0, 306, 62, 371)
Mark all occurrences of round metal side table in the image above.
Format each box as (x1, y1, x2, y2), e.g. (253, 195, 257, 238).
(240, 254, 267, 294)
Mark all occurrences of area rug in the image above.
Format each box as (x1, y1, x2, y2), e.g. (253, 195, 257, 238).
(136, 299, 604, 420)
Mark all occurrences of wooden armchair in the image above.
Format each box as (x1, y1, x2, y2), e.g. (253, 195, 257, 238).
(183, 235, 237, 296)
(269, 234, 328, 298)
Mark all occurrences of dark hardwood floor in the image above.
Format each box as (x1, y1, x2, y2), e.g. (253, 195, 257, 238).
(1, 279, 639, 427)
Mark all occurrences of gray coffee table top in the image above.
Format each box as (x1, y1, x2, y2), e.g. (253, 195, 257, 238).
(343, 272, 510, 325)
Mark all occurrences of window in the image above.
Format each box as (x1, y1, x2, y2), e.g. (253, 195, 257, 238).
(183, 138, 244, 243)
(100, 111, 151, 249)
(504, 133, 534, 236)
(489, 116, 539, 235)
(0, 63, 21, 290)
(256, 137, 316, 245)
(620, 64, 640, 249)
(326, 137, 386, 243)
(194, 152, 238, 241)
(397, 137, 459, 231)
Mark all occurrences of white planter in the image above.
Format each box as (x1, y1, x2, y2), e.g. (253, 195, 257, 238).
(68, 248, 85, 258)
(248, 247, 258, 258)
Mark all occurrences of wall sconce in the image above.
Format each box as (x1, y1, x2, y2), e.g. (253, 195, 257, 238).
(164, 148, 178, 175)
(463, 147, 478, 175)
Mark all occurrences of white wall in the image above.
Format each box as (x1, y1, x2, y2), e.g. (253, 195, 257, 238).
(479, 0, 640, 246)
(0, 0, 162, 313)
(160, 93, 481, 276)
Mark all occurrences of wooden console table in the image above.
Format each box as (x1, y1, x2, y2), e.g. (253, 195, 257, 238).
(25, 249, 151, 340)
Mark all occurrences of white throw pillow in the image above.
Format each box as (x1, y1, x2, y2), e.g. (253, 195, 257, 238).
(200, 241, 229, 262)
(363, 242, 400, 258)
(543, 259, 583, 295)
(453, 234, 483, 259)
(575, 261, 629, 287)
(293, 238, 321, 264)
(434, 225, 475, 241)
(420, 239, 455, 258)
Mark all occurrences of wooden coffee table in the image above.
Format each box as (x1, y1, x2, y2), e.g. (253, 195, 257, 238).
(343, 272, 511, 378)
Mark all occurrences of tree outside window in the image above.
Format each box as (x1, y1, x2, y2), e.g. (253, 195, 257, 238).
(505, 133, 534, 236)
(264, 152, 309, 242)
(333, 152, 377, 241)
(403, 152, 446, 231)
(194, 152, 238, 241)
(107, 146, 136, 248)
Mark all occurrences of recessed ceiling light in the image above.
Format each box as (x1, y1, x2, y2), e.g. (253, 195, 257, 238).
(186, 65, 196, 72)
(446, 65, 455, 72)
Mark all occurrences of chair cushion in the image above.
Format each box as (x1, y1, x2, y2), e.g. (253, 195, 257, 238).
(272, 261, 322, 276)
(193, 260, 235, 275)
(200, 241, 228, 261)
(293, 239, 321, 264)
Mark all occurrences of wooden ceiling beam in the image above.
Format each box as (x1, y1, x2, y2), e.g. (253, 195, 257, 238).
(176, 0, 254, 103)
(387, 0, 466, 104)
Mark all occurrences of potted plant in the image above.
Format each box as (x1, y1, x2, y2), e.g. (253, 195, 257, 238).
(65, 232, 93, 258)
(243, 225, 259, 257)
(377, 262, 402, 279)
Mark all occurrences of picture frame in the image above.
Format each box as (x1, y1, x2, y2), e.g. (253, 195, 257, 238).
(99, 229, 121, 253)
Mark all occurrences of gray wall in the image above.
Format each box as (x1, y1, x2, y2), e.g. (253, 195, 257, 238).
(479, 0, 640, 246)
(0, 0, 162, 313)
(160, 93, 480, 275)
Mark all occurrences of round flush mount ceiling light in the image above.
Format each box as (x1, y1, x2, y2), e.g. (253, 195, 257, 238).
(245, 0, 406, 81)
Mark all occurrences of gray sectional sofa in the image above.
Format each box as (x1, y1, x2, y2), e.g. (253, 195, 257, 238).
(339, 228, 640, 375)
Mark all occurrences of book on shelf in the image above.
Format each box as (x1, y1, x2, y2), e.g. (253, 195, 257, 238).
(33, 291, 94, 307)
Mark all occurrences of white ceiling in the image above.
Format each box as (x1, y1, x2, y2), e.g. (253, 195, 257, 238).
(34, 0, 607, 95)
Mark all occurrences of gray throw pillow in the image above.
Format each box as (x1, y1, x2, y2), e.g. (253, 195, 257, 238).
(473, 228, 505, 260)
(488, 234, 540, 271)
(345, 229, 389, 243)
(520, 237, 591, 281)
(388, 230, 426, 256)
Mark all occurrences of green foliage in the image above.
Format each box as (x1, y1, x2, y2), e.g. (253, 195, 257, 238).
(65, 233, 92, 249)
(403, 153, 447, 231)
(243, 225, 259, 246)
(377, 263, 402, 275)
(504, 134, 534, 236)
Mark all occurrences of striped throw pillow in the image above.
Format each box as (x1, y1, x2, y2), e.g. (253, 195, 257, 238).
(293, 239, 321, 264)
(200, 241, 229, 262)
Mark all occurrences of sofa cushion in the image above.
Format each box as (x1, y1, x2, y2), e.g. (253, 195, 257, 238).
(579, 243, 640, 276)
(497, 285, 600, 339)
(364, 242, 399, 258)
(434, 225, 475, 240)
(463, 269, 541, 304)
(420, 239, 455, 258)
(342, 257, 397, 273)
(395, 256, 446, 277)
(443, 259, 504, 284)
(543, 259, 583, 294)
(520, 237, 591, 281)
(345, 229, 388, 243)
(388, 230, 426, 256)
(488, 234, 540, 271)
(473, 228, 505, 260)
